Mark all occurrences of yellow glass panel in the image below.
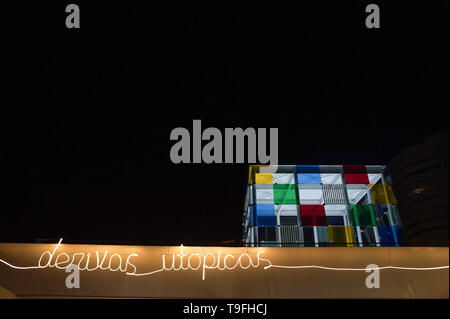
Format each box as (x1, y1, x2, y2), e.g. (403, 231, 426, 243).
(370, 184, 398, 205)
(327, 227, 340, 244)
(327, 226, 355, 247)
(254, 173, 273, 184)
(385, 184, 398, 205)
(370, 184, 388, 204)
(248, 165, 271, 184)
(344, 226, 356, 247)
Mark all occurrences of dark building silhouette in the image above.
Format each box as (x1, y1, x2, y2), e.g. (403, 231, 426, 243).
(386, 130, 449, 246)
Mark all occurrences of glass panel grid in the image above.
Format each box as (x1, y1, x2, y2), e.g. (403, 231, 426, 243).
(245, 165, 402, 247)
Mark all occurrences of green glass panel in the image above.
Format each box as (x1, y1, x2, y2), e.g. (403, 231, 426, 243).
(349, 205, 376, 226)
(273, 184, 299, 205)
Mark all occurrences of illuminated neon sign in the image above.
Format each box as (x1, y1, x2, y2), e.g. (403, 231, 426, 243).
(0, 238, 448, 280)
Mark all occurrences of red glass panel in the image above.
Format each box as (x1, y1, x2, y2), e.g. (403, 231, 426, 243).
(300, 205, 326, 226)
(343, 165, 369, 184)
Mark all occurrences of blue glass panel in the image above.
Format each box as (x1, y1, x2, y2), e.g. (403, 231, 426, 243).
(377, 226, 395, 246)
(254, 204, 276, 226)
(296, 165, 321, 184)
(297, 173, 321, 184)
(250, 205, 255, 227)
(392, 225, 404, 246)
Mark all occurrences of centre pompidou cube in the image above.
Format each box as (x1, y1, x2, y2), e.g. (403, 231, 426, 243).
(242, 165, 403, 247)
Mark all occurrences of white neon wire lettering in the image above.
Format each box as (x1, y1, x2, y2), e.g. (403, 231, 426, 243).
(265, 264, 450, 271)
(0, 238, 448, 281)
(54, 252, 70, 269)
(0, 260, 40, 270)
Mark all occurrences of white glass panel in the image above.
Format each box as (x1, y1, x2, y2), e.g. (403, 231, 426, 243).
(368, 173, 382, 184)
(346, 185, 371, 205)
(298, 185, 324, 205)
(320, 173, 343, 184)
(254, 185, 274, 204)
(324, 205, 347, 215)
(273, 173, 295, 184)
(275, 204, 298, 216)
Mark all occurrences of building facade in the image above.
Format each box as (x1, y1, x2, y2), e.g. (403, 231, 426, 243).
(243, 165, 403, 247)
(386, 130, 449, 246)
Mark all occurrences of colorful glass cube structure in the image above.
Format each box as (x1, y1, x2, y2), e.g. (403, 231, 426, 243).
(242, 165, 403, 247)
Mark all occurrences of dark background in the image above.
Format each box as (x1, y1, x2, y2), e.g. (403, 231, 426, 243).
(2, 1, 448, 245)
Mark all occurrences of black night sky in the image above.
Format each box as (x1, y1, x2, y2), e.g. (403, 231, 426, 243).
(3, 1, 449, 245)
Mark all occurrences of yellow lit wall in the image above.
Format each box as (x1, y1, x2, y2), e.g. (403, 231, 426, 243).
(0, 243, 448, 298)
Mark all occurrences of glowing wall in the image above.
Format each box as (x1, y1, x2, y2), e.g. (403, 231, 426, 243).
(0, 242, 448, 298)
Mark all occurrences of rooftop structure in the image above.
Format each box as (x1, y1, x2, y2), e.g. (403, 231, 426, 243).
(243, 165, 403, 247)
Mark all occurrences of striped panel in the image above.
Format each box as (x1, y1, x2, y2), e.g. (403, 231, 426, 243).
(322, 184, 346, 204)
(280, 226, 299, 246)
